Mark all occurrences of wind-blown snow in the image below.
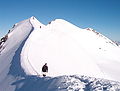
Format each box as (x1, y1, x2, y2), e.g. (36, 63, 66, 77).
(6, 75, 120, 91)
(0, 16, 120, 91)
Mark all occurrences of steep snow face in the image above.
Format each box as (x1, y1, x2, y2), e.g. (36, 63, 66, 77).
(0, 18, 33, 75)
(0, 17, 37, 90)
(21, 18, 120, 81)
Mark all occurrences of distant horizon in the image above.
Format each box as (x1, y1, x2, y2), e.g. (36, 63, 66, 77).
(0, 0, 120, 41)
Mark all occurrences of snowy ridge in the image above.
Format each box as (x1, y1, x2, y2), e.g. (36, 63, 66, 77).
(85, 28, 118, 47)
(0, 17, 120, 91)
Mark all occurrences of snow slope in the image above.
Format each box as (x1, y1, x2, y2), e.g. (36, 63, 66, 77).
(21, 18, 120, 81)
(0, 16, 120, 91)
(21, 20, 105, 78)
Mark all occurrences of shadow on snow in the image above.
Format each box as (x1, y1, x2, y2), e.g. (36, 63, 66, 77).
(11, 76, 58, 91)
(8, 26, 34, 77)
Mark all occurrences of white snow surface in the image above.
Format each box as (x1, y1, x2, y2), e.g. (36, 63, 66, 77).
(0, 16, 120, 91)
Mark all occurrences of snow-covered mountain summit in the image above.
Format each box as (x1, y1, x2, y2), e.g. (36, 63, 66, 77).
(0, 17, 120, 91)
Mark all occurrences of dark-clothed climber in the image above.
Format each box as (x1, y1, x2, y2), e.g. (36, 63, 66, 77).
(42, 63, 48, 77)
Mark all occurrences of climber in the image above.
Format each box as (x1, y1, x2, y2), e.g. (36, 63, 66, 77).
(42, 63, 48, 77)
(1, 35, 8, 43)
(0, 40, 2, 45)
(8, 30, 11, 34)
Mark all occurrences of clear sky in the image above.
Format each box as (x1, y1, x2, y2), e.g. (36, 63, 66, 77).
(0, 0, 120, 41)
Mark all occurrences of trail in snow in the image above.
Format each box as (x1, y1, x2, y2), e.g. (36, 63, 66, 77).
(26, 39, 40, 76)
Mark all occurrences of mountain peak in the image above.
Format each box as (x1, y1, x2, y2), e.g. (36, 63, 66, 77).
(30, 16, 45, 29)
(86, 28, 94, 31)
(30, 16, 36, 19)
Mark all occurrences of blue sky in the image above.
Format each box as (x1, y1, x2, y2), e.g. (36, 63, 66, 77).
(0, 0, 120, 41)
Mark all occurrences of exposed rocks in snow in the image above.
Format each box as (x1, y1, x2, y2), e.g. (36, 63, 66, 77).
(86, 28, 118, 47)
(113, 41, 120, 46)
